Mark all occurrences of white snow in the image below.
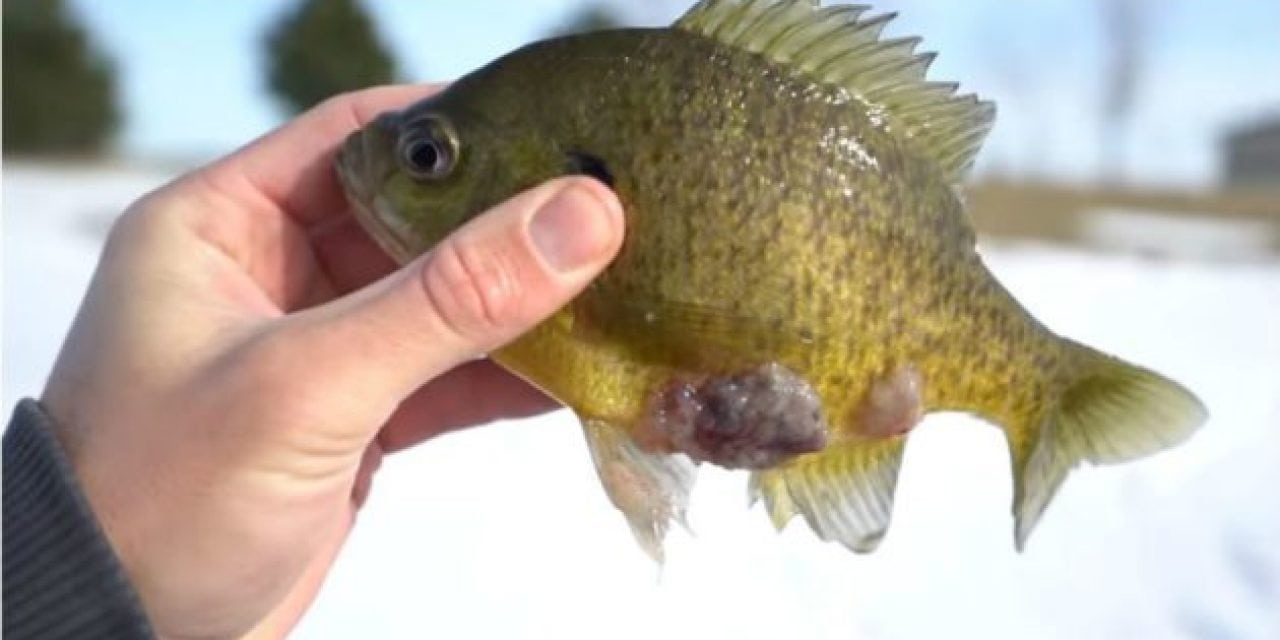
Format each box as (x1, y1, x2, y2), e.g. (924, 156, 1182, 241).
(4, 164, 1278, 639)
(1081, 208, 1278, 261)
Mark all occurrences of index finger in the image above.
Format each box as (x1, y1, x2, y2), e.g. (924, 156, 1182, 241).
(198, 84, 442, 228)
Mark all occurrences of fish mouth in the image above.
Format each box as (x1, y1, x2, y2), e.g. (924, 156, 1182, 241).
(336, 126, 417, 266)
(365, 195, 418, 265)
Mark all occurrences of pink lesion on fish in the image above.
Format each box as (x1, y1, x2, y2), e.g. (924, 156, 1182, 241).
(641, 363, 830, 470)
(852, 365, 925, 439)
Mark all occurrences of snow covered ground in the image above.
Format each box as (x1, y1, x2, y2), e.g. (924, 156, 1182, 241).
(5, 164, 1279, 639)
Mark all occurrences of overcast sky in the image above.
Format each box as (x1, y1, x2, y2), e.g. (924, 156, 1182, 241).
(70, 0, 1280, 188)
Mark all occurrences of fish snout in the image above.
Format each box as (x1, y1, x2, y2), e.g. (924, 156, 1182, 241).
(335, 131, 368, 203)
(336, 111, 402, 203)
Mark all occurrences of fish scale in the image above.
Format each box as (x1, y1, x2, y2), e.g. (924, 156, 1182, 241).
(336, 0, 1206, 561)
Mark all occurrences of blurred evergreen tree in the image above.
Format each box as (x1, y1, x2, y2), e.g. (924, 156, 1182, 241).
(551, 4, 627, 37)
(264, 0, 397, 115)
(2, 0, 120, 155)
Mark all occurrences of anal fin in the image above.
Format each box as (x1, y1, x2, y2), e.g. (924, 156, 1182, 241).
(750, 437, 906, 553)
(582, 419, 698, 563)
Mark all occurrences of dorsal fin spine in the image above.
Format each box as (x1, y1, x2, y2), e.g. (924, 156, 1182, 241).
(674, 0, 995, 183)
(709, 0, 757, 36)
(738, 1, 797, 43)
(714, 0, 765, 40)
(756, 14, 808, 54)
(787, 7, 869, 61)
(805, 14, 895, 77)
(838, 40, 925, 89)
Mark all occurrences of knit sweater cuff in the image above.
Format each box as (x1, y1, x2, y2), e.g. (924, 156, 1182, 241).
(3, 399, 154, 639)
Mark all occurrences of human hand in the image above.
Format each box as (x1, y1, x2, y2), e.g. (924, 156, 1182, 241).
(40, 85, 624, 639)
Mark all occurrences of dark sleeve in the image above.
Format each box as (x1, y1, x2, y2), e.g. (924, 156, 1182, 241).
(3, 399, 155, 640)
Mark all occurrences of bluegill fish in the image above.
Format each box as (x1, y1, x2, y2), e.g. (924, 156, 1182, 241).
(336, 0, 1206, 560)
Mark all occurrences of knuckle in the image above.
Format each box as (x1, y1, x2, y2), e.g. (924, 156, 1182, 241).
(100, 197, 169, 262)
(102, 209, 142, 254)
(107, 194, 161, 240)
(421, 238, 523, 343)
(314, 91, 361, 119)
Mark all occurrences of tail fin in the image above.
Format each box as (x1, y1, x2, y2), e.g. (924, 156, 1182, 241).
(1011, 341, 1207, 549)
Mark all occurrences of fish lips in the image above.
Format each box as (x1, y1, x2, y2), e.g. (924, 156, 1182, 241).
(336, 125, 417, 265)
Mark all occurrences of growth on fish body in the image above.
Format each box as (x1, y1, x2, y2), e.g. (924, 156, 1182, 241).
(336, 0, 1206, 561)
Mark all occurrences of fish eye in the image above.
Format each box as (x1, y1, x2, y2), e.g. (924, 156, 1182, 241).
(398, 116, 458, 180)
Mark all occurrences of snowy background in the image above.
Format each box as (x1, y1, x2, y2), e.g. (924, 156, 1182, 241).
(4, 163, 1278, 639)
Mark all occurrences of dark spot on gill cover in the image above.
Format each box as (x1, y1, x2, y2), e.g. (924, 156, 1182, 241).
(566, 150, 615, 189)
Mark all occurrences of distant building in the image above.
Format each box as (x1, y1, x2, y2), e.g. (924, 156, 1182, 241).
(1224, 116, 1280, 189)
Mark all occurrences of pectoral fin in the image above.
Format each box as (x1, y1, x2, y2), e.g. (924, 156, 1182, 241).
(581, 418, 698, 563)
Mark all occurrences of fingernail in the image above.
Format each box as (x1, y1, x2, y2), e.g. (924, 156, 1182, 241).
(529, 183, 618, 272)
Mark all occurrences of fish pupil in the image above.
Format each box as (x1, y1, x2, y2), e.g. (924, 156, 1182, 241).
(565, 151, 615, 189)
(411, 141, 441, 172)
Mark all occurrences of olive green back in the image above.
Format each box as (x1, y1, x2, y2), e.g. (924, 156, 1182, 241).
(454, 30, 1038, 411)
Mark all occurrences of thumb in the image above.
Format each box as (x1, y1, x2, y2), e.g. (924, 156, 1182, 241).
(279, 177, 624, 407)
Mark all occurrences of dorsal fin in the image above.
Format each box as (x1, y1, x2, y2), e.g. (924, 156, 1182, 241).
(676, 0, 995, 183)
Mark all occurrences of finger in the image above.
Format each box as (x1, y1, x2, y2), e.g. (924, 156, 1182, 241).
(377, 360, 560, 453)
(194, 84, 441, 229)
(272, 176, 623, 426)
(351, 441, 384, 509)
(309, 215, 400, 295)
